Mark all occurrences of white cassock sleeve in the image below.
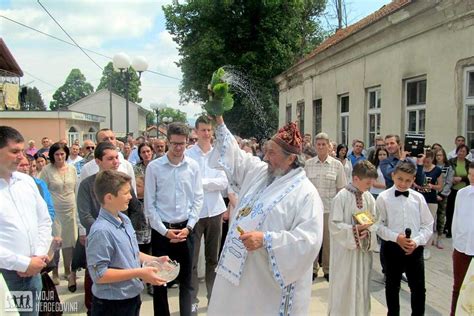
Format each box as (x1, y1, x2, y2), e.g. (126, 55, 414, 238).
(209, 123, 266, 189)
(262, 190, 323, 288)
(329, 191, 358, 250)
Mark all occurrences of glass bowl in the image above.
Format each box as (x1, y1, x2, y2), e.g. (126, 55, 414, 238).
(143, 259, 180, 282)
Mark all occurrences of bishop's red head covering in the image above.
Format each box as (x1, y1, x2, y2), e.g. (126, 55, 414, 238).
(271, 122, 303, 154)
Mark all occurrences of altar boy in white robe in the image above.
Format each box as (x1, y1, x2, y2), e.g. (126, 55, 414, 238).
(328, 160, 379, 315)
(207, 115, 324, 316)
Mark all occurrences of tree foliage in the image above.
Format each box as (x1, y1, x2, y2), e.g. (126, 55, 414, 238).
(163, 0, 326, 138)
(50, 69, 94, 111)
(97, 62, 142, 104)
(21, 86, 46, 111)
(154, 106, 188, 124)
(146, 111, 156, 127)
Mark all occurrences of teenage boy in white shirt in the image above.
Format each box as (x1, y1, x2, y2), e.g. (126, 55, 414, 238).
(376, 160, 433, 316)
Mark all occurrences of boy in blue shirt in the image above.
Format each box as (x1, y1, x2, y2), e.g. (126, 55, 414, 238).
(86, 170, 167, 316)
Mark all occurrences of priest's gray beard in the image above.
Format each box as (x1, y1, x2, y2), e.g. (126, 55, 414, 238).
(266, 166, 286, 186)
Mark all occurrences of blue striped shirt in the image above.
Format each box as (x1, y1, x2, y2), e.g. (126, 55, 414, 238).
(86, 208, 143, 300)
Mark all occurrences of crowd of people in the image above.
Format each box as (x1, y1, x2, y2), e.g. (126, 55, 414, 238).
(1, 118, 473, 316)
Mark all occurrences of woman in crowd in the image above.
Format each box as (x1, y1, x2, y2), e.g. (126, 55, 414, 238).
(414, 150, 443, 260)
(39, 142, 78, 288)
(132, 142, 154, 295)
(369, 147, 388, 199)
(446, 145, 471, 238)
(432, 143, 443, 152)
(434, 148, 454, 249)
(34, 152, 48, 175)
(336, 144, 352, 181)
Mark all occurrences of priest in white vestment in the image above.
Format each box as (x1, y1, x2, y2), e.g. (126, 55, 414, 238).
(328, 160, 379, 315)
(207, 115, 324, 316)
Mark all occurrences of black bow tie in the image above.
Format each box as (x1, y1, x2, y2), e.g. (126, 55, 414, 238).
(395, 190, 409, 197)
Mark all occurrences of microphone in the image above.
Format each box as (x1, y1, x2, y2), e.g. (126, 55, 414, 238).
(405, 228, 411, 239)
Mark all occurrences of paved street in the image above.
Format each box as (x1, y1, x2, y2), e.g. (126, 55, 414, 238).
(54, 237, 454, 315)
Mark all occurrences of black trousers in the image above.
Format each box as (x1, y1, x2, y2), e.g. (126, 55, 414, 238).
(445, 189, 458, 235)
(151, 229, 194, 316)
(91, 295, 141, 316)
(383, 241, 426, 316)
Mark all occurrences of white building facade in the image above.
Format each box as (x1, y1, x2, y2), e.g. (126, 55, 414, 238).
(276, 0, 474, 149)
(68, 89, 149, 137)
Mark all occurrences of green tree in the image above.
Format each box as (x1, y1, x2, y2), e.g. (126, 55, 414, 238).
(163, 0, 326, 138)
(50, 69, 94, 110)
(146, 111, 156, 127)
(97, 62, 142, 103)
(21, 86, 46, 111)
(155, 107, 187, 124)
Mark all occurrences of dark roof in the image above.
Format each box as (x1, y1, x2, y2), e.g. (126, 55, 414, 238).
(294, 0, 412, 68)
(0, 38, 23, 77)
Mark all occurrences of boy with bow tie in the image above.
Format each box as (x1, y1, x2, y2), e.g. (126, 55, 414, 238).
(376, 160, 433, 316)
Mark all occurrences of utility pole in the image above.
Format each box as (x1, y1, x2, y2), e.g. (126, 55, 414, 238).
(337, 0, 343, 30)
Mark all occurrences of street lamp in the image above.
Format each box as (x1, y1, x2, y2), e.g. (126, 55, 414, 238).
(163, 116, 173, 124)
(113, 53, 148, 137)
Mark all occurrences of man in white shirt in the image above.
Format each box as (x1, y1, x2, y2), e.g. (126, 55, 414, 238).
(145, 122, 203, 316)
(78, 128, 136, 192)
(66, 143, 83, 165)
(0, 126, 52, 316)
(186, 116, 228, 312)
(447, 135, 473, 160)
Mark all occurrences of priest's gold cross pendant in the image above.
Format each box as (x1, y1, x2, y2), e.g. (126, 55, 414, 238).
(237, 207, 251, 219)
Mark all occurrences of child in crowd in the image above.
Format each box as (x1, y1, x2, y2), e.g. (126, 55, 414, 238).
(86, 170, 167, 316)
(450, 161, 474, 315)
(376, 161, 434, 315)
(328, 160, 379, 315)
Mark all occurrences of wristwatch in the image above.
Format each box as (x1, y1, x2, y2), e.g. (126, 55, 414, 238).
(186, 225, 193, 234)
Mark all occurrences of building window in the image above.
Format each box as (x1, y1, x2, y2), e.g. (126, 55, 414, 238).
(339, 94, 349, 145)
(405, 77, 427, 135)
(465, 67, 474, 148)
(367, 87, 381, 147)
(313, 99, 322, 137)
(286, 104, 292, 123)
(68, 127, 80, 146)
(83, 127, 96, 143)
(297, 101, 304, 134)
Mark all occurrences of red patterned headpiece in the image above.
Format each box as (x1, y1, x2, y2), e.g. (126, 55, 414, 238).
(271, 122, 302, 154)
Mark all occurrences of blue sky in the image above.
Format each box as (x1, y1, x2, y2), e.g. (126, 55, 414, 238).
(0, 0, 391, 118)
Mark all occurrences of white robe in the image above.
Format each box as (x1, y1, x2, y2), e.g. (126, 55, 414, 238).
(327, 188, 378, 316)
(207, 124, 324, 316)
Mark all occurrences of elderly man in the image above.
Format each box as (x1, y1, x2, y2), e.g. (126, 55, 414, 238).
(207, 116, 324, 315)
(0, 126, 52, 315)
(74, 139, 95, 177)
(153, 138, 167, 158)
(305, 132, 347, 281)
